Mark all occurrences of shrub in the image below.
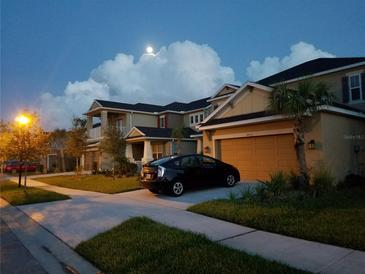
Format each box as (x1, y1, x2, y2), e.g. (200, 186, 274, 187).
(254, 184, 269, 202)
(227, 191, 238, 201)
(337, 173, 365, 189)
(311, 165, 335, 197)
(260, 171, 288, 196)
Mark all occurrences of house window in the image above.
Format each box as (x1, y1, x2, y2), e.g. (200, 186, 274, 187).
(152, 144, 164, 159)
(159, 115, 165, 128)
(199, 113, 204, 122)
(349, 74, 362, 102)
(189, 112, 204, 125)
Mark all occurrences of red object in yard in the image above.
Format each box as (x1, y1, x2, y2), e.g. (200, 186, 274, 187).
(4, 160, 38, 172)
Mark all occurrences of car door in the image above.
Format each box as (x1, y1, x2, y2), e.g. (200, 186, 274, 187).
(199, 156, 221, 185)
(180, 156, 202, 188)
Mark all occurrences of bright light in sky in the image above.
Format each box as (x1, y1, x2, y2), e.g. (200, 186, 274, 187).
(146, 46, 154, 54)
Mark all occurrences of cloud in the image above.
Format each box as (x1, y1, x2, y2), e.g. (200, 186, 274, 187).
(246, 41, 335, 81)
(40, 41, 237, 129)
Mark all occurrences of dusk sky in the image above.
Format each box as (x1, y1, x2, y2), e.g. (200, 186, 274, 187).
(1, 0, 365, 129)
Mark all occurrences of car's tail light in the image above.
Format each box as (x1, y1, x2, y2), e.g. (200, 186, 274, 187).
(157, 166, 166, 178)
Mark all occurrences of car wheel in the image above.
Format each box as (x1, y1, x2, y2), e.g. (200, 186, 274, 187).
(170, 181, 184, 197)
(149, 188, 159, 194)
(225, 174, 236, 187)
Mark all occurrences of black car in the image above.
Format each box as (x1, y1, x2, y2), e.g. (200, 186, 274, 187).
(140, 154, 240, 196)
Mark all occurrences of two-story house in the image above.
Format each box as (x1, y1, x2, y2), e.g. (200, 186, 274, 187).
(82, 86, 237, 170)
(198, 57, 365, 181)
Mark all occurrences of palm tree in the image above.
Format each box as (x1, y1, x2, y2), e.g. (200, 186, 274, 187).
(268, 80, 334, 187)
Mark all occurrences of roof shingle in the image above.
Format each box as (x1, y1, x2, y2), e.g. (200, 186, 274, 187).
(127, 126, 198, 139)
(257, 57, 365, 86)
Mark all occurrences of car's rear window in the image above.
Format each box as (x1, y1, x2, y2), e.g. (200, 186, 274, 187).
(149, 156, 177, 166)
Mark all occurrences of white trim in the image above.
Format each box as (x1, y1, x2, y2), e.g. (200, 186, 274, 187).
(84, 106, 157, 116)
(199, 114, 289, 131)
(200, 81, 273, 126)
(213, 128, 293, 140)
(318, 105, 365, 119)
(207, 93, 233, 102)
(124, 127, 146, 139)
(269, 61, 365, 86)
(126, 136, 195, 142)
(209, 83, 240, 99)
(347, 73, 364, 104)
(190, 134, 203, 138)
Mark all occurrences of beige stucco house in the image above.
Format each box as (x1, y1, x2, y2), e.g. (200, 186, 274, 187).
(82, 90, 236, 170)
(197, 57, 365, 181)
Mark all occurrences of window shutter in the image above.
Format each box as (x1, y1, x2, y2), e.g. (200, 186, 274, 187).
(342, 76, 349, 103)
(362, 73, 365, 100)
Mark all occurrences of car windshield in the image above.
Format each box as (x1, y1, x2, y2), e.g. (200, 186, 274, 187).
(149, 156, 177, 166)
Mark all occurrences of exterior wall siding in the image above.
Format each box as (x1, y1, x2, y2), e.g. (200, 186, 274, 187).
(320, 112, 365, 180)
(218, 88, 270, 119)
(286, 65, 365, 111)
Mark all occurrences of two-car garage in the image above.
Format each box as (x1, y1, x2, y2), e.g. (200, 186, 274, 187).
(218, 133, 298, 181)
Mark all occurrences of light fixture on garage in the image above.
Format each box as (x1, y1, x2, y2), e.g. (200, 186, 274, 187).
(308, 139, 316, 150)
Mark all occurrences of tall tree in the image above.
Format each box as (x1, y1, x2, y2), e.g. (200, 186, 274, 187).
(171, 126, 186, 155)
(49, 129, 68, 171)
(0, 121, 11, 175)
(65, 117, 87, 175)
(6, 113, 49, 187)
(269, 80, 334, 187)
(99, 125, 126, 179)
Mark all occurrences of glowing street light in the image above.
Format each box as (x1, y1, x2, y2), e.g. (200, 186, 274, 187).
(15, 114, 31, 126)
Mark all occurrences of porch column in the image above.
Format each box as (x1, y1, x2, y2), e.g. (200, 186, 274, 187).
(86, 116, 93, 131)
(100, 110, 108, 135)
(197, 138, 202, 154)
(125, 143, 134, 163)
(142, 140, 153, 164)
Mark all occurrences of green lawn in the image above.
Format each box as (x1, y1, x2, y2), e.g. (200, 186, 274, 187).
(36, 175, 141, 194)
(0, 180, 69, 206)
(189, 186, 365, 251)
(76, 217, 306, 274)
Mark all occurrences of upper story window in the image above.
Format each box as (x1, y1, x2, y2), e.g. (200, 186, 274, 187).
(159, 115, 166, 128)
(349, 74, 362, 102)
(189, 112, 204, 126)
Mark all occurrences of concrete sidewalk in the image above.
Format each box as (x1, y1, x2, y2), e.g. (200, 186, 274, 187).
(5, 176, 365, 273)
(0, 199, 100, 274)
(9, 177, 107, 198)
(1, 219, 47, 274)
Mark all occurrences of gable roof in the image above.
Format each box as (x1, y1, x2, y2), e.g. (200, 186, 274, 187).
(94, 97, 210, 114)
(207, 84, 240, 102)
(199, 81, 273, 126)
(257, 57, 365, 86)
(126, 126, 198, 139)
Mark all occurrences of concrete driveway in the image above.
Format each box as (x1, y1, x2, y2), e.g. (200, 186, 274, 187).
(17, 181, 257, 247)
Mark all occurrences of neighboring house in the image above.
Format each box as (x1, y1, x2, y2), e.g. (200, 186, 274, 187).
(82, 90, 239, 170)
(197, 57, 365, 181)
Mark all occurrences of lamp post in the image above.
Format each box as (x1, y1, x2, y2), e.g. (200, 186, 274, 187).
(15, 114, 31, 188)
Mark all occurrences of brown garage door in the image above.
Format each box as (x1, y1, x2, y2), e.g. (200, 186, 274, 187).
(220, 134, 298, 181)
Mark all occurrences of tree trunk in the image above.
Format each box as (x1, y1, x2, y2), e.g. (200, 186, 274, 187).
(294, 120, 309, 188)
(24, 165, 27, 189)
(18, 164, 23, 188)
(112, 161, 115, 180)
(75, 157, 79, 176)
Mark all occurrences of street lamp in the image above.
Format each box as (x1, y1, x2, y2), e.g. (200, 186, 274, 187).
(15, 114, 31, 126)
(15, 113, 31, 187)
